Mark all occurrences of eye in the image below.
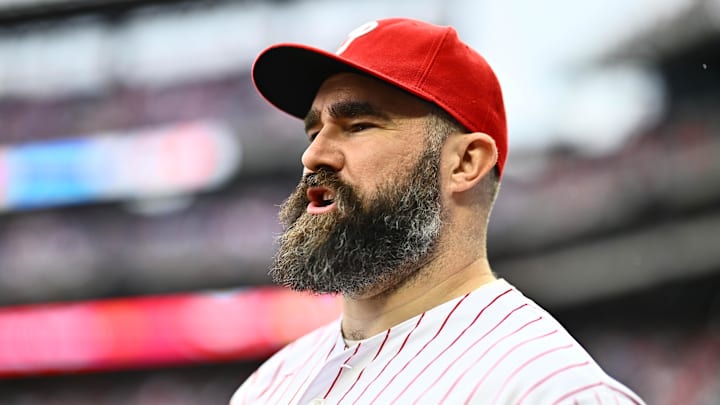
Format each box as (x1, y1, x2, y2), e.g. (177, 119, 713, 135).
(349, 123, 375, 133)
(308, 132, 319, 143)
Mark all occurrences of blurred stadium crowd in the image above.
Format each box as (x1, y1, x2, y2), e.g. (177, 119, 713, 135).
(0, 0, 719, 404)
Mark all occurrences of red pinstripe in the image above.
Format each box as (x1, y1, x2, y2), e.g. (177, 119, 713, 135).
(367, 293, 472, 404)
(323, 342, 362, 399)
(337, 329, 391, 404)
(465, 321, 553, 403)
(437, 304, 531, 403)
(596, 390, 603, 404)
(556, 383, 645, 405)
(490, 343, 573, 404)
(238, 371, 260, 405)
(279, 328, 340, 404)
(557, 383, 644, 405)
(551, 382, 604, 404)
(255, 359, 284, 400)
(392, 288, 513, 404)
(324, 335, 342, 360)
(349, 312, 425, 405)
(605, 384, 643, 405)
(370, 329, 391, 362)
(516, 361, 591, 404)
(262, 335, 323, 403)
(260, 369, 292, 404)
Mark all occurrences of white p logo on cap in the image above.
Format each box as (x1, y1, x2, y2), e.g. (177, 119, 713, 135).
(336, 20, 379, 55)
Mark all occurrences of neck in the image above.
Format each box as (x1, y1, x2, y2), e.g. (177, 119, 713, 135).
(340, 253, 496, 341)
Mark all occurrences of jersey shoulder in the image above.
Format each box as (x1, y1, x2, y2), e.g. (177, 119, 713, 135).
(483, 292, 645, 404)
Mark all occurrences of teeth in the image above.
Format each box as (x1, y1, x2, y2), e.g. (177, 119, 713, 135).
(322, 190, 334, 201)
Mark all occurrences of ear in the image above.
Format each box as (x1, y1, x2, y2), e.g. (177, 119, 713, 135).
(445, 132, 498, 194)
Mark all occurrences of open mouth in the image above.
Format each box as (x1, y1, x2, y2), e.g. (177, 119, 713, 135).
(306, 187, 337, 213)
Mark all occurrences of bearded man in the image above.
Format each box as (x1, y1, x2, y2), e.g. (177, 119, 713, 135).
(230, 18, 645, 405)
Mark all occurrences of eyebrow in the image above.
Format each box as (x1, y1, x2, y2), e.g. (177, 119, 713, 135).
(304, 101, 391, 134)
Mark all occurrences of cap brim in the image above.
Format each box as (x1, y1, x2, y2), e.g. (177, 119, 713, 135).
(252, 44, 365, 120)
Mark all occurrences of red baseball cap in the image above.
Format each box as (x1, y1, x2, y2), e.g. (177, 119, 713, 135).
(252, 17, 508, 176)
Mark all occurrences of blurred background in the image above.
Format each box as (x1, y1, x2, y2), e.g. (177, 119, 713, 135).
(0, 0, 718, 403)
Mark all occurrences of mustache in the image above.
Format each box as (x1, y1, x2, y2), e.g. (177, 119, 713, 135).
(302, 168, 341, 189)
(280, 168, 353, 227)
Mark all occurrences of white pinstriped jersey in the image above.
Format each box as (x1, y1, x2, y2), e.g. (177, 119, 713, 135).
(230, 279, 645, 404)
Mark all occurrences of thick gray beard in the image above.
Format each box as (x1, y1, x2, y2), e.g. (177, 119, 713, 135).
(270, 146, 443, 296)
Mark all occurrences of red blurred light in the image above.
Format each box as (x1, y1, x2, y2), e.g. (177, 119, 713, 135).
(0, 288, 341, 377)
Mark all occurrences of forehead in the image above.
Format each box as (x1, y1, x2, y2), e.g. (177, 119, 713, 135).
(311, 73, 434, 118)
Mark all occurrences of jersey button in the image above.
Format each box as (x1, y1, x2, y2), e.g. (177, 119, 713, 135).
(309, 399, 325, 405)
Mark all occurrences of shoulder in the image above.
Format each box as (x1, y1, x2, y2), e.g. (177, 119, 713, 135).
(472, 282, 645, 404)
(229, 320, 340, 405)
(508, 374, 646, 404)
(495, 333, 645, 403)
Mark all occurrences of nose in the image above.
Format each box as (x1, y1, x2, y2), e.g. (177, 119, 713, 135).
(301, 129, 344, 173)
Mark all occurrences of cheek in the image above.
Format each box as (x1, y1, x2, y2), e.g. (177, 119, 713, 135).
(344, 132, 426, 190)
(358, 150, 412, 179)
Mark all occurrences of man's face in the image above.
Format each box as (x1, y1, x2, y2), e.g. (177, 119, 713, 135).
(270, 73, 446, 297)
